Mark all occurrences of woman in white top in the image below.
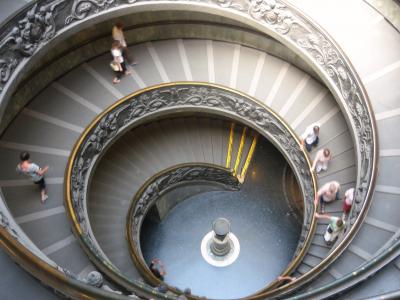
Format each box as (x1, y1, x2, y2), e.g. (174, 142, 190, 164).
(111, 41, 130, 84)
(311, 148, 332, 173)
(112, 23, 137, 64)
(16, 151, 49, 203)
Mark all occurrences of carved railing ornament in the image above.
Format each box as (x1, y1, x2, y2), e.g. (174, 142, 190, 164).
(0, 0, 377, 297)
(0, 194, 79, 282)
(211, 0, 376, 225)
(128, 164, 240, 252)
(0, 0, 375, 219)
(66, 83, 316, 290)
(0, 0, 374, 218)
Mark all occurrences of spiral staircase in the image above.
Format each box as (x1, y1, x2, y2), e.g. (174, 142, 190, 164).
(0, 0, 399, 299)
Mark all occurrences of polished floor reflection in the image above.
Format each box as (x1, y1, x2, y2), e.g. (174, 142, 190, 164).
(141, 139, 302, 299)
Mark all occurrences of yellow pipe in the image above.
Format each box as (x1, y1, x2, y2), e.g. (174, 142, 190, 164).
(225, 122, 235, 169)
(63, 82, 321, 297)
(239, 133, 258, 182)
(233, 127, 247, 176)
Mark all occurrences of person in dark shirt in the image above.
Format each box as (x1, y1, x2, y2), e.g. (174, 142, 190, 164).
(149, 258, 166, 281)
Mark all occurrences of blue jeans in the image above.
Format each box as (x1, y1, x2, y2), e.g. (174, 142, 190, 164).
(306, 137, 319, 152)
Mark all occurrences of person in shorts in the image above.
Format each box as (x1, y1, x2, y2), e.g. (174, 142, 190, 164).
(316, 213, 345, 246)
(16, 151, 49, 203)
(314, 181, 340, 212)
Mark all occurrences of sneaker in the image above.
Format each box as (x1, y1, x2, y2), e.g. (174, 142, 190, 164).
(41, 194, 48, 204)
(130, 61, 138, 65)
(112, 78, 120, 84)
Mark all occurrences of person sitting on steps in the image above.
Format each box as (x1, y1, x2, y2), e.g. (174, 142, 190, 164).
(300, 123, 320, 152)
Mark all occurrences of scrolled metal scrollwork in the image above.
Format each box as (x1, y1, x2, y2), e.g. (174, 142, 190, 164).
(66, 83, 316, 290)
(0, 0, 374, 222)
(0, 0, 133, 92)
(129, 165, 240, 245)
(0, 1, 376, 224)
(212, 0, 375, 230)
(66, 0, 134, 24)
(0, 0, 377, 296)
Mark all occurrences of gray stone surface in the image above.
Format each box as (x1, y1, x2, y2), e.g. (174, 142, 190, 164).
(27, 86, 97, 128)
(19, 213, 71, 250)
(1, 114, 79, 150)
(3, 184, 64, 217)
(140, 139, 301, 298)
(0, 0, 26, 24)
(365, 0, 400, 31)
(338, 263, 400, 299)
(0, 24, 392, 298)
(0, 249, 59, 300)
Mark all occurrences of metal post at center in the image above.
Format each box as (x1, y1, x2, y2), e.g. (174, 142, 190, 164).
(210, 218, 232, 256)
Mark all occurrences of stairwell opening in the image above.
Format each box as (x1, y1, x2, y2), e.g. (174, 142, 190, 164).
(137, 125, 304, 299)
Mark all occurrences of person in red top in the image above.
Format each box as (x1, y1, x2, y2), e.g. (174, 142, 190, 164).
(343, 187, 355, 217)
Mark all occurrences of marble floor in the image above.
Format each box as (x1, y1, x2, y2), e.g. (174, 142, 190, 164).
(141, 139, 302, 299)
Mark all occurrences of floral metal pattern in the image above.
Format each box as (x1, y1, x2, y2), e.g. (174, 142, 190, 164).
(0, 0, 374, 222)
(0, 0, 377, 295)
(129, 165, 240, 247)
(68, 84, 315, 285)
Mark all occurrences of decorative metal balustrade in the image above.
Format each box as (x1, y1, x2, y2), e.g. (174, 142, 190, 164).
(0, 0, 380, 299)
(126, 163, 241, 284)
(0, 190, 131, 300)
(0, 0, 376, 224)
(65, 82, 317, 295)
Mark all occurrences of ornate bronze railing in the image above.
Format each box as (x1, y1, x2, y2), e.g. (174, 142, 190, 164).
(0, 0, 379, 298)
(65, 82, 317, 295)
(126, 163, 241, 285)
(286, 232, 400, 300)
(0, 190, 138, 300)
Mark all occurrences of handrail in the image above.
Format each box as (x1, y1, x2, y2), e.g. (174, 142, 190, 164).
(0, 188, 58, 268)
(249, 0, 378, 296)
(0, 228, 133, 300)
(65, 82, 317, 297)
(287, 233, 400, 300)
(0, 188, 168, 299)
(126, 163, 240, 287)
(0, 0, 378, 298)
(364, 0, 400, 33)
